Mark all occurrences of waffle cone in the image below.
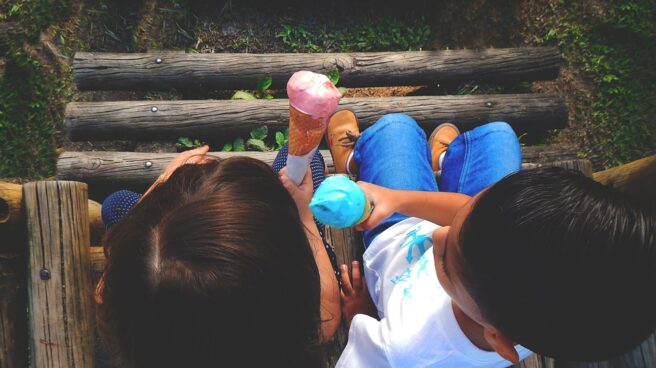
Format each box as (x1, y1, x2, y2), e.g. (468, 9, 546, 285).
(355, 198, 373, 226)
(288, 106, 328, 156)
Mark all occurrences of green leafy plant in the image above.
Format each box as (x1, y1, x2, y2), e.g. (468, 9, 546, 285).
(175, 137, 203, 152)
(222, 126, 288, 152)
(231, 76, 274, 100)
(538, 1, 656, 168)
(327, 69, 347, 95)
(277, 20, 431, 53)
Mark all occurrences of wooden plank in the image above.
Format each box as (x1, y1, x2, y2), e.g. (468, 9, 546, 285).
(593, 155, 656, 203)
(1, 182, 105, 246)
(0, 182, 22, 239)
(56, 146, 576, 190)
(65, 94, 567, 141)
(0, 182, 28, 368)
(73, 48, 560, 91)
(322, 226, 361, 367)
(23, 181, 95, 368)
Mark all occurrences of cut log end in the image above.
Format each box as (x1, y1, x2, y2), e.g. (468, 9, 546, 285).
(0, 199, 9, 224)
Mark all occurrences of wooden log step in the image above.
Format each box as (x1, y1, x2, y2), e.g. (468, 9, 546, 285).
(56, 146, 578, 189)
(65, 94, 567, 141)
(593, 155, 656, 203)
(74, 47, 560, 91)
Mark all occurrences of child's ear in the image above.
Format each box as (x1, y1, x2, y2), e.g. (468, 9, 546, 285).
(483, 327, 519, 364)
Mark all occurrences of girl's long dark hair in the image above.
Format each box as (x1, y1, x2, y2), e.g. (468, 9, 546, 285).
(97, 157, 321, 368)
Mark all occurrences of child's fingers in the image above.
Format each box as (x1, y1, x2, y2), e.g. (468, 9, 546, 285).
(340, 264, 353, 295)
(351, 261, 362, 290)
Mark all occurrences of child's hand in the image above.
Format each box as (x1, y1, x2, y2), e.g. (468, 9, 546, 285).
(340, 261, 378, 329)
(279, 167, 314, 217)
(355, 181, 398, 231)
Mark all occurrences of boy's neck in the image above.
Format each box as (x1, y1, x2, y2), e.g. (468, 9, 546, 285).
(451, 301, 494, 351)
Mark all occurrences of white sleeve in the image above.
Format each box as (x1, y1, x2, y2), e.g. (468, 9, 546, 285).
(336, 314, 392, 368)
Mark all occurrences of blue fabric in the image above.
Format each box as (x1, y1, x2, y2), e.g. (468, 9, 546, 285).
(353, 114, 438, 247)
(353, 115, 521, 248)
(102, 190, 142, 229)
(440, 121, 522, 196)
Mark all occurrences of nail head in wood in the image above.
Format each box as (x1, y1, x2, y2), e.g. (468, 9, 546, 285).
(155, 58, 162, 64)
(150, 106, 158, 112)
(485, 102, 493, 108)
(39, 268, 51, 280)
(144, 161, 153, 169)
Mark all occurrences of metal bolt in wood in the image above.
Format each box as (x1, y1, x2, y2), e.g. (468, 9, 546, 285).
(39, 268, 50, 280)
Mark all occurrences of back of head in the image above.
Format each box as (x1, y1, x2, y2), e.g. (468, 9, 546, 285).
(460, 167, 656, 361)
(98, 158, 321, 368)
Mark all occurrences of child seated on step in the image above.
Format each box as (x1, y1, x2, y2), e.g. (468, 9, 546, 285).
(324, 111, 656, 367)
(96, 146, 341, 368)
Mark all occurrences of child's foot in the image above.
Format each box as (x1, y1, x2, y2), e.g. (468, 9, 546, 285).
(429, 123, 460, 176)
(326, 109, 360, 175)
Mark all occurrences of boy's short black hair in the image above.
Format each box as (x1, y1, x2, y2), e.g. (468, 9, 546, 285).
(460, 167, 655, 361)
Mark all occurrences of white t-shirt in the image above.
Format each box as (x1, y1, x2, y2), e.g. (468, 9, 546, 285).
(336, 217, 533, 368)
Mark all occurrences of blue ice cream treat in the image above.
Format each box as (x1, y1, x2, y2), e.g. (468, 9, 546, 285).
(310, 175, 370, 229)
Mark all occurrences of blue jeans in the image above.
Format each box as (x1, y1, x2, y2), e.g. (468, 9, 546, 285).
(354, 114, 522, 247)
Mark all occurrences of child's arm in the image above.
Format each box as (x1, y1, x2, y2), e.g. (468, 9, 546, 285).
(356, 181, 471, 229)
(340, 261, 378, 329)
(280, 170, 342, 343)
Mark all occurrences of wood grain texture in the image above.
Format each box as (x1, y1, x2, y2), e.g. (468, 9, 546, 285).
(0, 182, 22, 231)
(593, 155, 656, 203)
(56, 146, 576, 189)
(1, 182, 104, 247)
(23, 181, 95, 368)
(65, 94, 567, 141)
(73, 48, 560, 91)
(0, 184, 28, 368)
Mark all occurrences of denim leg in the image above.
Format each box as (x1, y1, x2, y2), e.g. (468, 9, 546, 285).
(440, 122, 522, 196)
(353, 113, 438, 248)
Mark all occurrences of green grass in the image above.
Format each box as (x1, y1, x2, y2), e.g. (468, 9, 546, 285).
(276, 19, 431, 52)
(537, 1, 656, 168)
(0, 0, 73, 178)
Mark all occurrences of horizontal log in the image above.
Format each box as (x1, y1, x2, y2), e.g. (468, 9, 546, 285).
(593, 155, 656, 203)
(56, 146, 576, 189)
(74, 47, 560, 91)
(0, 181, 104, 245)
(65, 94, 567, 141)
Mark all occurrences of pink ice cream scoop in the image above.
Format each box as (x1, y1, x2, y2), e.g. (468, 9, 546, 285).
(287, 71, 342, 119)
